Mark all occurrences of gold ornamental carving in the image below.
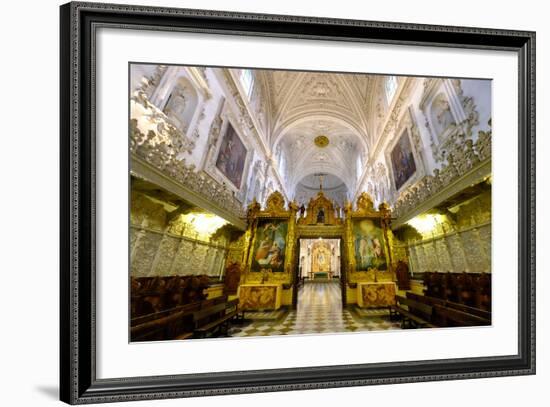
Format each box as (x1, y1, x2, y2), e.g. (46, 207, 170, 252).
(263, 191, 289, 218)
(298, 191, 343, 226)
(314, 135, 330, 148)
(242, 191, 296, 285)
(345, 193, 395, 283)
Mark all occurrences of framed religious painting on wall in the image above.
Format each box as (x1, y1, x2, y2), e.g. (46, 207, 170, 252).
(60, 2, 535, 404)
(353, 218, 389, 271)
(250, 219, 288, 273)
(390, 130, 417, 191)
(215, 122, 248, 189)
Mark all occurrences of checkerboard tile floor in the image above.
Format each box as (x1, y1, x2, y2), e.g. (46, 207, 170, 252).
(228, 281, 400, 337)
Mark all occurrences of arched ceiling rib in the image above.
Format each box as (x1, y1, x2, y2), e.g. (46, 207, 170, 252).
(267, 71, 371, 140)
(259, 69, 375, 198)
(280, 118, 362, 193)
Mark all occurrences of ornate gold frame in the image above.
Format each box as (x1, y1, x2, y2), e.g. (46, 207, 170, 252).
(344, 193, 394, 284)
(242, 192, 298, 285)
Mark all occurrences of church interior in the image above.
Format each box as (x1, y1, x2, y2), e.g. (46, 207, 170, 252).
(129, 64, 492, 341)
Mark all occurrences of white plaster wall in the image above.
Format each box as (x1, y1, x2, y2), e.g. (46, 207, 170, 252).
(461, 78, 493, 139)
(129, 64, 158, 93)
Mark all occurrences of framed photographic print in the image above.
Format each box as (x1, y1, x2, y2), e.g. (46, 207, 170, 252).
(60, 1, 535, 404)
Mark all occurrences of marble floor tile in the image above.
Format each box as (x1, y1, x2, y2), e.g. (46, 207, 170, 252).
(228, 281, 401, 338)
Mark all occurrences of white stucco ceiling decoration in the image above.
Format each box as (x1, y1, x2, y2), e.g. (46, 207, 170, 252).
(262, 71, 372, 144)
(279, 119, 361, 193)
(255, 69, 385, 198)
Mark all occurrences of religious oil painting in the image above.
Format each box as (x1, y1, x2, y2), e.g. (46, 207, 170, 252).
(251, 220, 288, 273)
(215, 122, 247, 188)
(391, 130, 417, 191)
(129, 63, 493, 343)
(354, 219, 388, 271)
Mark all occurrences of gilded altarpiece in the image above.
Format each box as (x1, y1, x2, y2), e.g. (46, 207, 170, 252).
(238, 192, 298, 309)
(344, 193, 394, 285)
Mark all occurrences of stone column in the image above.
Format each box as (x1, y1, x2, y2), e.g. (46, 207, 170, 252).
(130, 227, 147, 265)
(456, 229, 474, 272)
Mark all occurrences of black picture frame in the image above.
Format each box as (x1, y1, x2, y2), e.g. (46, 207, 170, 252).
(60, 1, 536, 404)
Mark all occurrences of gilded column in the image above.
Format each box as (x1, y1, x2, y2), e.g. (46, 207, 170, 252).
(377, 202, 393, 274)
(242, 200, 261, 282)
(343, 201, 355, 280)
(285, 201, 299, 282)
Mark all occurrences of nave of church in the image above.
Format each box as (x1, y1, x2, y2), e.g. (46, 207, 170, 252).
(129, 64, 492, 342)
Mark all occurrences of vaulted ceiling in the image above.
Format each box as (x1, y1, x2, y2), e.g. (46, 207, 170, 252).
(255, 69, 382, 197)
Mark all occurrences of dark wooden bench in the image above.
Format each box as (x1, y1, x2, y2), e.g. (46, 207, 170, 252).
(199, 295, 228, 311)
(193, 300, 239, 338)
(131, 302, 198, 327)
(131, 295, 242, 341)
(444, 301, 491, 320)
(406, 292, 491, 321)
(131, 275, 217, 319)
(130, 302, 200, 342)
(225, 298, 244, 321)
(421, 272, 491, 311)
(130, 296, 230, 342)
(389, 296, 437, 329)
(432, 304, 491, 327)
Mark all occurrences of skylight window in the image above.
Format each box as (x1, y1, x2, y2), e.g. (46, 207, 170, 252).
(239, 69, 254, 99)
(385, 75, 399, 104)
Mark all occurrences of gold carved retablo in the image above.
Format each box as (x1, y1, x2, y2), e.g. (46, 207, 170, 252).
(239, 284, 280, 310)
(264, 191, 287, 215)
(298, 191, 343, 225)
(358, 282, 396, 308)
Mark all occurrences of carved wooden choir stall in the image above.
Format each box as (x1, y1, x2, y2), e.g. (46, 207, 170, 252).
(130, 275, 240, 341)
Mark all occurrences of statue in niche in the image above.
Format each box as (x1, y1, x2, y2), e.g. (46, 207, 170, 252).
(431, 94, 456, 136)
(299, 204, 306, 217)
(317, 207, 325, 224)
(163, 87, 187, 118)
(162, 79, 199, 134)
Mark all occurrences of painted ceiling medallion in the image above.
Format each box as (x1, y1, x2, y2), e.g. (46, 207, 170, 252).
(314, 135, 329, 148)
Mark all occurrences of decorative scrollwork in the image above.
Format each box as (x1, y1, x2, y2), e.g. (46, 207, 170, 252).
(131, 126, 245, 219)
(392, 121, 492, 219)
(264, 191, 287, 214)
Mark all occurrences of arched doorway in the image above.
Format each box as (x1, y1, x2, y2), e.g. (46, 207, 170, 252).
(296, 237, 344, 312)
(291, 189, 348, 309)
